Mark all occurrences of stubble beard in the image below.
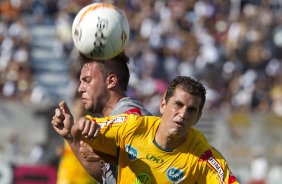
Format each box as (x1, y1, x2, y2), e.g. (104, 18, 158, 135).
(90, 90, 109, 115)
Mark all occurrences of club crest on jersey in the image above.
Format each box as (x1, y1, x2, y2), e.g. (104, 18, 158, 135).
(125, 144, 138, 160)
(166, 167, 184, 183)
(134, 173, 151, 184)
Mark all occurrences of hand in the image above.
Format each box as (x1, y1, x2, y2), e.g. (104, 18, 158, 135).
(51, 101, 74, 140)
(79, 140, 101, 162)
(73, 116, 100, 139)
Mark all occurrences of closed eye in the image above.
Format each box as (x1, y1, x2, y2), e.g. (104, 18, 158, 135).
(81, 76, 91, 83)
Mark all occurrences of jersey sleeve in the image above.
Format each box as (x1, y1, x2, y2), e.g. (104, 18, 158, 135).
(83, 114, 140, 157)
(197, 148, 239, 184)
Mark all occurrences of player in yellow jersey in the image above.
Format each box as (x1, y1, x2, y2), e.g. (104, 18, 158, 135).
(52, 76, 238, 183)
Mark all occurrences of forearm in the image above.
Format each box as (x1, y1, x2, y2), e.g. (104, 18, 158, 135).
(93, 150, 117, 165)
(51, 102, 105, 181)
(66, 117, 118, 180)
(65, 137, 103, 183)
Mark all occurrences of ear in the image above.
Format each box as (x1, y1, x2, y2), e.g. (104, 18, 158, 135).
(106, 74, 117, 89)
(159, 97, 167, 115)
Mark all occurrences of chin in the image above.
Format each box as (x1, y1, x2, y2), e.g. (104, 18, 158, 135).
(168, 128, 179, 136)
(84, 104, 91, 111)
(169, 128, 186, 138)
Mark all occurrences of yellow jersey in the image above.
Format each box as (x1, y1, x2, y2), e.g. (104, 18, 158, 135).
(57, 97, 151, 184)
(86, 114, 239, 184)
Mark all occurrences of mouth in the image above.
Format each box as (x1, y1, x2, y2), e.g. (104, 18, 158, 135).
(174, 121, 184, 128)
(81, 97, 87, 103)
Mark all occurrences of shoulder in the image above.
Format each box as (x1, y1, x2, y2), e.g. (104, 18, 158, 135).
(188, 130, 239, 183)
(197, 144, 238, 183)
(189, 128, 211, 151)
(111, 97, 152, 116)
(189, 129, 223, 161)
(124, 114, 160, 128)
(188, 130, 226, 166)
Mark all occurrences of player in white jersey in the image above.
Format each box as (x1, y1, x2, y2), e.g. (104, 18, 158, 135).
(56, 52, 151, 184)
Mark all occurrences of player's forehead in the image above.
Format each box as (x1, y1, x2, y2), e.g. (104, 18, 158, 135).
(80, 62, 102, 78)
(171, 87, 201, 106)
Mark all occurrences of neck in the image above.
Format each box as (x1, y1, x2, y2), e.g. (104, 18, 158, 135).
(102, 92, 126, 116)
(155, 123, 186, 150)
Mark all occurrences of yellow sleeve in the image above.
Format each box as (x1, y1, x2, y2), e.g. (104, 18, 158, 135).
(198, 148, 239, 184)
(84, 114, 140, 157)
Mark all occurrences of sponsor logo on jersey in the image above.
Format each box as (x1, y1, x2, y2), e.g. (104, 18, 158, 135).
(208, 157, 224, 183)
(199, 150, 225, 184)
(134, 173, 151, 184)
(146, 154, 164, 164)
(99, 122, 109, 128)
(112, 116, 127, 123)
(166, 167, 184, 183)
(211, 147, 238, 183)
(99, 116, 128, 128)
(125, 144, 138, 160)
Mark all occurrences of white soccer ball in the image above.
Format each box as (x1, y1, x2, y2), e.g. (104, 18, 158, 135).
(72, 3, 130, 60)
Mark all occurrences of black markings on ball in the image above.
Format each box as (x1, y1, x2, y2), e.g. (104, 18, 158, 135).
(90, 17, 108, 57)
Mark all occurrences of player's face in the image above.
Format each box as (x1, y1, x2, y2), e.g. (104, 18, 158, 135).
(78, 62, 109, 113)
(160, 87, 202, 138)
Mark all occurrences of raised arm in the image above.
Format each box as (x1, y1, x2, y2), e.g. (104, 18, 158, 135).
(51, 101, 104, 182)
(51, 101, 75, 140)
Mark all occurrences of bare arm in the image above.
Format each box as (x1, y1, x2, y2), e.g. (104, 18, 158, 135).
(51, 101, 108, 183)
(79, 141, 117, 165)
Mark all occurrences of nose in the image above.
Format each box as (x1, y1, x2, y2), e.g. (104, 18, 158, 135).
(77, 82, 84, 94)
(178, 108, 188, 120)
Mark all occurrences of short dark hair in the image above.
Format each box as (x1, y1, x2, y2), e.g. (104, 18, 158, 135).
(165, 76, 206, 112)
(79, 51, 130, 92)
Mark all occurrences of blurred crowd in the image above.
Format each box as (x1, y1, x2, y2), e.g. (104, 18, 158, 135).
(0, 0, 32, 101)
(1, 0, 282, 183)
(1, 0, 282, 116)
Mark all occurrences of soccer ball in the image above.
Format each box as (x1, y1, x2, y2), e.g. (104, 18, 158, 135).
(72, 3, 130, 60)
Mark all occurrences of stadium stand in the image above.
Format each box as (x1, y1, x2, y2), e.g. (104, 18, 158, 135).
(1, 0, 282, 183)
